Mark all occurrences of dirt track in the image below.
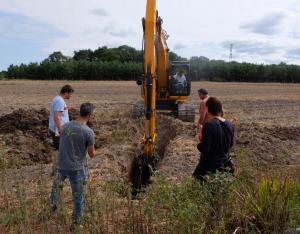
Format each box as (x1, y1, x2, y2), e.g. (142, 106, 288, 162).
(0, 80, 300, 189)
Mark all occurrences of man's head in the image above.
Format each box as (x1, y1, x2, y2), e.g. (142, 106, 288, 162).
(198, 88, 208, 100)
(179, 69, 185, 76)
(60, 85, 74, 99)
(206, 96, 223, 117)
(80, 102, 95, 120)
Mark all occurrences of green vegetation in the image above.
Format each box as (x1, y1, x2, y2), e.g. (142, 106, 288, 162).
(1, 171, 299, 233)
(0, 71, 6, 79)
(190, 57, 300, 83)
(5, 45, 300, 82)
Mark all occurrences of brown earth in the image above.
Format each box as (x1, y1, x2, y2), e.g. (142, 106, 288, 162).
(0, 80, 299, 195)
(0, 80, 300, 233)
(0, 108, 52, 166)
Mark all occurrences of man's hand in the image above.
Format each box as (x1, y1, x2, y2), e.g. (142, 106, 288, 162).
(87, 145, 96, 158)
(230, 117, 238, 126)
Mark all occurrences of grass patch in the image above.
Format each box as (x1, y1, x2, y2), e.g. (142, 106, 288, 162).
(1, 169, 299, 233)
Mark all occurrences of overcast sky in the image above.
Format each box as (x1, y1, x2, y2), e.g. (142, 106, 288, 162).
(0, 0, 300, 70)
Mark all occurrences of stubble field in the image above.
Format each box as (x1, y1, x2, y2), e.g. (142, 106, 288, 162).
(0, 80, 300, 233)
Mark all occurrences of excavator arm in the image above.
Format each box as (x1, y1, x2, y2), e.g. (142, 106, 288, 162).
(142, 0, 159, 157)
(130, 0, 194, 195)
(130, 0, 160, 194)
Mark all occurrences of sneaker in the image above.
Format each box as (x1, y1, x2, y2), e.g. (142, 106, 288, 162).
(50, 204, 57, 213)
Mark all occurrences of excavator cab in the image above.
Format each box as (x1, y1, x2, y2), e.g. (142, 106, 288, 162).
(168, 61, 191, 96)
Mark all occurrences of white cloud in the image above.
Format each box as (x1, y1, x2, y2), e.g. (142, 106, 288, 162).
(240, 11, 288, 35)
(91, 8, 109, 17)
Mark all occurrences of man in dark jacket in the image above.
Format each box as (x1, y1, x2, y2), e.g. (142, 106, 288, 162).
(193, 96, 235, 181)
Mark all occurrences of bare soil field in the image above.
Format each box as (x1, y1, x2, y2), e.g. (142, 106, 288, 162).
(0, 80, 300, 233)
(0, 80, 299, 178)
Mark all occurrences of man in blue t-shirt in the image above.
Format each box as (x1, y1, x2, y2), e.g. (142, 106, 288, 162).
(50, 102, 96, 230)
(49, 84, 74, 150)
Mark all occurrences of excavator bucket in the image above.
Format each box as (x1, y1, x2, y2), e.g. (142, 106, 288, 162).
(129, 153, 155, 196)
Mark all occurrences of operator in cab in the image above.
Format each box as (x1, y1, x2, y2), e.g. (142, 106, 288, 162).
(174, 69, 187, 86)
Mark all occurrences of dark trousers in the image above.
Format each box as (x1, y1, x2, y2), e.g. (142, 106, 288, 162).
(49, 130, 60, 150)
(193, 162, 217, 181)
(193, 159, 234, 181)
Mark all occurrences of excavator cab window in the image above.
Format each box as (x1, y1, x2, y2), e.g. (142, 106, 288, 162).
(169, 62, 191, 96)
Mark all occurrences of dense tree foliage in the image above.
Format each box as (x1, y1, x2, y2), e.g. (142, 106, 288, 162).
(189, 57, 300, 83)
(7, 46, 143, 80)
(4, 45, 300, 83)
(0, 71, 6, 79)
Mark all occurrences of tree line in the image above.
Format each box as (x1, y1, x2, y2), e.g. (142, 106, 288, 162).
(3, 45, 300, 83)
(189, 56, 300, 83)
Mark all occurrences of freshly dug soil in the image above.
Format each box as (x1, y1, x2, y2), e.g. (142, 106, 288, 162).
(0, 107, 103, 167)
(0, 108, 52, 165)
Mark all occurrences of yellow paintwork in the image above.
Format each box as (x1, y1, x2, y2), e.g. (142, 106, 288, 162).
(141, 0, 188, 156)
(142, 0, 157, 156)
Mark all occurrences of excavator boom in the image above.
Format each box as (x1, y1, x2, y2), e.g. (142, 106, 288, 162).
(142, 0, 158, 157)
(130, 0, 195, 194)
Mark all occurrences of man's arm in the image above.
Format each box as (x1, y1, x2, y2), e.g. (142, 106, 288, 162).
(197, 123, 212, 156)
(54, 111, 62, 131)
(86, 130, 96, 158)
(199, 102, 206, 124)
(87, 145, 96, 158)
(197, 102, 206, 129)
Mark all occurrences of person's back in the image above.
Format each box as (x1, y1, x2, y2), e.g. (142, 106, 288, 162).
(58, 121, 94, 171)
(198, 118, 234, 165)
(50, 102, 96, 230)
(193, 96, 235, 180)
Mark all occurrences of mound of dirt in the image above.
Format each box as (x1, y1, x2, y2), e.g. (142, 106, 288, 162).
(0, 107, 104, 167)
(0, 108, 52, 166)
(236, 123, 300, 166)
(159, 121, 300, 181)
(0, 107, 131, 168)
(0, 108, 49, 137)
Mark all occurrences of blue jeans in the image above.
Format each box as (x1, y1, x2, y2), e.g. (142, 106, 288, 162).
(50, 169, 87, 221)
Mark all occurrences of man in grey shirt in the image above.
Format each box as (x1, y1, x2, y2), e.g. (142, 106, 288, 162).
(50, 102, 96, 230)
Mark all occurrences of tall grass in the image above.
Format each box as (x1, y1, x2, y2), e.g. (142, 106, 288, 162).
(1, 167, 299, 233)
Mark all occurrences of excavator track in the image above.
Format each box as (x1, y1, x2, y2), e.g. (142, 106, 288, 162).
(177, 102, 195, 123)
(132, 100, 195, 123)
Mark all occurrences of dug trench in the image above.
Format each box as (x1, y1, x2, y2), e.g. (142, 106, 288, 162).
(128, 115, 183, 193)
(0, 108, 300, 187)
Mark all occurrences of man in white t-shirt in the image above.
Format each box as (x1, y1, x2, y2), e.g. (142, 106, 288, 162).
(174, 70, 186, 85)
(49, 84, 74, 150)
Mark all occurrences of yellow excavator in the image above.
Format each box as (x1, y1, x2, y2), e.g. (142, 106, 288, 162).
(130, 0, 195, 193)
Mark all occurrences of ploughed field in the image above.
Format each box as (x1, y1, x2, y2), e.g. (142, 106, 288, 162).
(0, 80, 300, 181)
(0, 80, 300, 233)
